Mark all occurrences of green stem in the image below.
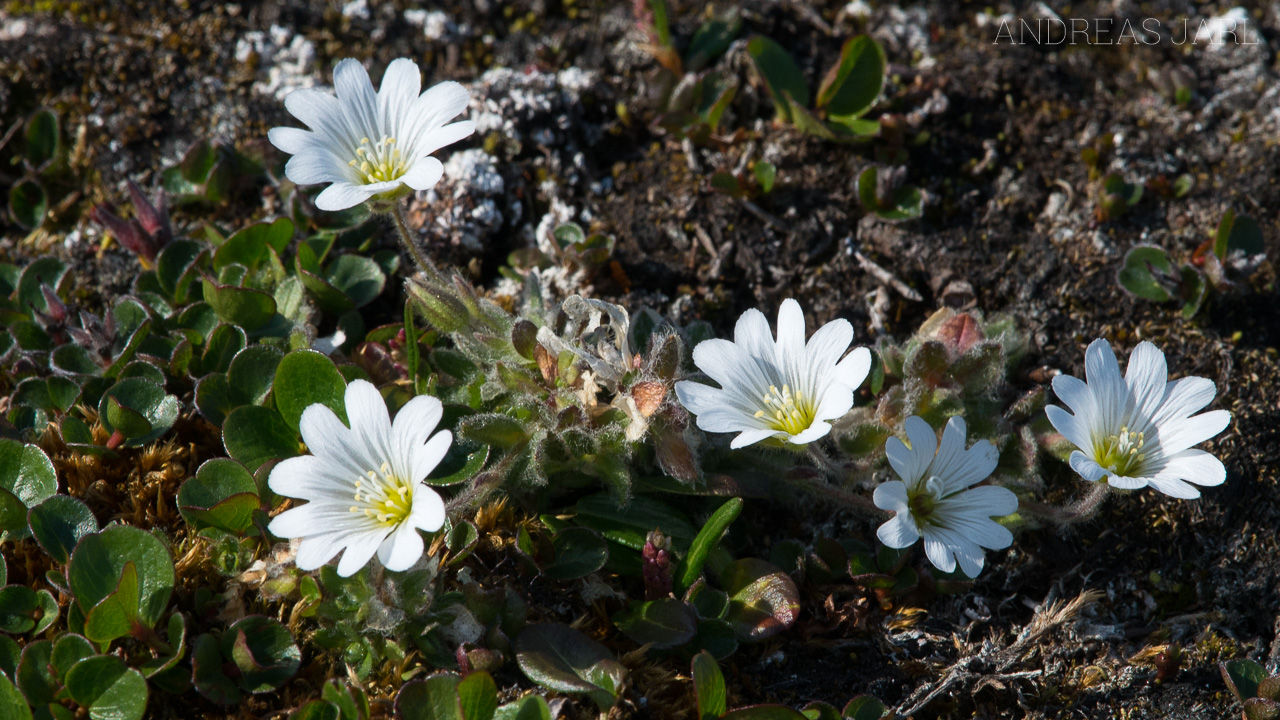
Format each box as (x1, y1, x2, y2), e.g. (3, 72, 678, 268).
(391, 200, 435, 277)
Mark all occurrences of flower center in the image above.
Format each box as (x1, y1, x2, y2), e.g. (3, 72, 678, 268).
(348, 136, 407, 184)
(349, 462, 414, 527)
(753, 384, 814, 436)
(907, 476, 945, 528)
(1094, 425, 1147, 477)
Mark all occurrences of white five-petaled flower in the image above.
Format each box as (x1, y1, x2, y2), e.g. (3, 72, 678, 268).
(874, 416, 1017, 578)
(674, 299, 872, 448)
(1046, 339, 1231, 499)
(267, 380, 451, 577)
(268, 57, 475, 211)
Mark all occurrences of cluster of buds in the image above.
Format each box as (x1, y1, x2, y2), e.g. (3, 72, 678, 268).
(641, 529, 673, 600)
(89, 180, 172, 268)
(353, 327, 411, 387)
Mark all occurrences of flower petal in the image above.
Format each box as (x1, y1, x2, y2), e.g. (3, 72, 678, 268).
(729, 428, 778, 449)
(345, 379, 394, 465)
(414, 430, 453, 484)
(1154, 409, 1230, 455)
(1084, 339, 1128, 433)
(315, 181, 379, 211)
(891, 416, 937, 486)
(1150, 376, 1217, 426)
(773, 299, 807, 381)
(284, 88, 354, 147)
(732, 308, 775, 361)
(1045, 405, 1091, 451)
(284, 149, 351, 186)
(336, 529, 388, 577)
(876, 515, 920, 549)
(833, 346, 872, 392)
(1125, 341, 1168, 425)
(872, 480, 910, 514)
(1067, 450, 1110, 483)
(1050, 374, 1096, 421)
(1152, 449, 1226, 491)
(921, 531, 959, 574)
(377, 522, 425, 572)
(268, 456, 353, 502)
(786, 421, 832, 445)
(333, 58, 379, 138)
(805, 318, 853, 371)
(415, 121, 476, 158)
(400, 156, 444, 191)
(404, 81, 472, 148)
(408, 484, 447, 532)
(295, 534, 345, 571)
(268, 127, 323, 155)
(377, 58, 421, 139)
(393, 394, 444, 475)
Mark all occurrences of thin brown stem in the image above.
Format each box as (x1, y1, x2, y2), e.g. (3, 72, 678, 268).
(1019, 483, 1110, 526)
(791, 473, 881, 516)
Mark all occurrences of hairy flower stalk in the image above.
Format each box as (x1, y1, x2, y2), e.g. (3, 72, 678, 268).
(874, 416, 1018, 578)
(1046, 339, 1231, 499)
(267, 380, 452, 577)
(269, 57, 474, 272)
(675, 299, 872, 448)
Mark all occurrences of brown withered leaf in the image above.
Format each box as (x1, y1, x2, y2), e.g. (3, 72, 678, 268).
(631, 381, 667, 417)
(534, 342, 557, 384)
(935, 312, 984, 356)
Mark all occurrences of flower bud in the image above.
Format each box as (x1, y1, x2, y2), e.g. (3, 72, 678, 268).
(641, 529, 673, 600)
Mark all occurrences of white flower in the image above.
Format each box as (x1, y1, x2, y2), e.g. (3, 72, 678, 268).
(1046, 339, 1231, 499)
(267, 380, 451, 577)
(268, 57, 475, 211)
(874, 416, 1017, 578)
(674, 299, 871, 448)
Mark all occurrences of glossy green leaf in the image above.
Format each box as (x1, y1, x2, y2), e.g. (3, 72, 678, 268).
(458, 671, 498, 720)
(16, 640, 54, 705)
(97, 378, 179, 445)
(1223, 659, 1268, 702)
(16, 257, 68, 316)
(722, 706, 807, 720)
(199, 323, 247, 376)
(574, 493, 696, 551)
(324, 255, 386, 309)
(178, 459, 259, 534)
(538, 527, 609, 581)
(395, 673, 463, 720)
(202, 277, 277, 331)
(686, 11, 740, 72)
(747, 36, 808, 123)
(817, 35, 885, 117)
(614, 597, 698, 649)
(227, 344, 285, 406)
(493, 696, 552, 720)
(721, 559, 800, 643)
(0, 671, 32, 720)
(0, 441, 57, 539)
(1215, 209, 1265, 259)
(28, 495, 99, 565)
(214, 218, 294, 272)
(194, 373, 235, 426)
(222, 406, 299, 473)
(841, 696, 887, 720)
(9, 179, 47, 229)
(192, 633, 240, 705)
(514, 623, 625, 711)
(274, 349, 347, 433)
(139, 612, 187, 678)
(68, 525, 174, 629)
(64, 655, 148, 720)
(1117, 245, 1173, 302)
(692, 650, 726, 720)
(0, 586, 39, 634)
(224, 615, 301, 692)
(51, 634, 95, 680)
(676, 497, 743, 593)
(155, 240, 206, 303)
(24, 110, 60, 167)
(84, 561, 141, 643)
(429, 446, 489, 487)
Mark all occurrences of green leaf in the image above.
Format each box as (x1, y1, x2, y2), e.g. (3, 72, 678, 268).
(692, 618, 738, 659)
(686, 11, 740, 73)
(458, 414, 527, 448)
(541, 527, 609, 581)
(24, 110, 60, 167)
(192, 633, 240, 705)
(1223, 659, 1268, 702)
(1179, 265, 1208, 319)
(68, 525, 174, 629)
(493, 696, 552, 720)
(16, 256, 69, 316)
(139, 612, 187, 678)
(394, 673, 463, 720)
(747, 36, 808, 123)
(647, 0, 670, 46)
(296, 259, 355, 315)
(676, 498, 743, 593)
(180, 139, 217, 184)
(0, 634, 17, 677)
(614, 597, 698, 649)
(9, 179, 47, 229)
(97, 378, 180, 445)
(28, 495, 99, 565)
(194, 374, 235, 426)
(0, 441, 57, 540)
(857, 166, 922, 220)
(324, 255, 386, 309)
(155, 240, 206, 303)
(721, 559, 800, 642)
(64, 655, 149, 720)
(1245, 698, 1280, 720)
(224, 615, 301, 692)
(202, 277, 278, 331)
(274, 349, 348, 432)
(16, 640, 54, 705)
(457, 671, 498, 720)
(0, 586, 39, 634)
(1117, 245, 1173, 302)
(33, 587, 58, 635)
(51, 633, 95, 680)
(692, 651, 726, 720)
(514, 623, 626, 712)
(428, 446, 489, 487)
(214, 218, 294, 272)
(227, 345, 286, 406)
(199, 323, 247, 376)
(574, 493, 696, 551)
(817, 35, 885, 117)
(291, 701, 341, 720)
(753, 162, 776, 194)
(841, 696, 887, 720)
(1216, 210, 1265, 259)
(0, 671, 32, 720)
(84, 561, 142, 643)
(178, 459, 260, 534)
(222, 406, 299, 473)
